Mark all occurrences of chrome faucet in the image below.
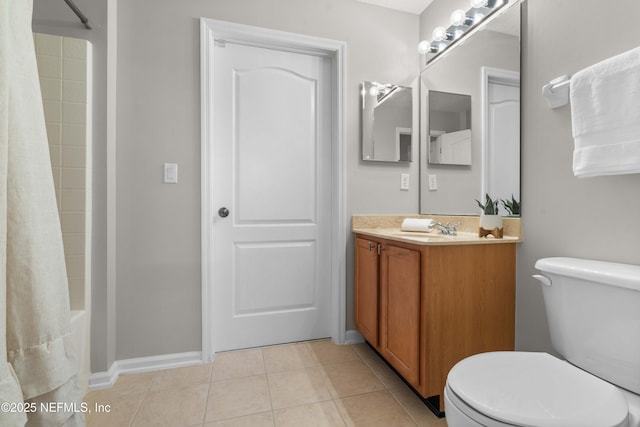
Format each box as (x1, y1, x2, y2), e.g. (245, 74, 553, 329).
(429, 221, 461, 236)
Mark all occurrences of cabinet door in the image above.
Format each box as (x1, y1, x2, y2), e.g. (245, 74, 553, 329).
(380, 244, 421, 386)
(354, 237, 380, 347)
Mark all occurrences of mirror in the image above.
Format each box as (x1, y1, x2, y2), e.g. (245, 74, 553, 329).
(428, 90, 472, 165)
(361, 81, 413, 162)
(420, 1, 521, 216)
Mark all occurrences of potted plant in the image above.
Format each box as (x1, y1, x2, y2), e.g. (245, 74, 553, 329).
(475, 193, 503, 238)
(501, 195, 520, 216)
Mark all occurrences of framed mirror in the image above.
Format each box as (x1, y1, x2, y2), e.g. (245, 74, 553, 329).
(361, 81, 413, 162)
(420, 0, 521, 216)
(428, 90, 472, 165)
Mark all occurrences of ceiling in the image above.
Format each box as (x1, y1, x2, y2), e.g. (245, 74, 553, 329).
(355, 0, 434, 15)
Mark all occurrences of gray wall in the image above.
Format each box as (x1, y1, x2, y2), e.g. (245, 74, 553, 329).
(517, 0, 640, 352)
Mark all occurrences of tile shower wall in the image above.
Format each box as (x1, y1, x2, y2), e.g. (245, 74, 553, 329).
(35, 33, 90, 310)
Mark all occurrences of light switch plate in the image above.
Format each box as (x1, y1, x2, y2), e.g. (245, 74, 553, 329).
(163, 163, 178, 184)
(400, 173, 410, 190)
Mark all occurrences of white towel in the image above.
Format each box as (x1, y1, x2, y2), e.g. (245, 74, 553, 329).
(401, 218, 434, 232)
(570, 47, 640, 177)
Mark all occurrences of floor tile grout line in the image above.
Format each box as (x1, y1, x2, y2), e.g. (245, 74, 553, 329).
(350, 345, 423, 425)
(351, 344, 392, 390)
(200, 359, 215, 426)
(325, 346, 419, 425)
(260, 348, 278, 426)
(317, 357, 341, 402)
(278, 341, 347, 426)
(315, 347, 378, 427)
(269, 365, 335, 419)
(387, 388, 421, 427)
(330, 398, 349, 427)
(124, 371, 154, 427)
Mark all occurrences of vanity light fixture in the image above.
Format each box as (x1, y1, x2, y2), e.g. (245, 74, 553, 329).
(367, 82, 400, 103)
(418, 0, 508, 65)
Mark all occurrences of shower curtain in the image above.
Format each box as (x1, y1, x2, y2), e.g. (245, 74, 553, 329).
(1, 1, 83, 426)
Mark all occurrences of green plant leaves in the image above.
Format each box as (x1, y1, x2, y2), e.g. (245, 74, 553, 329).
(475, 193, 499, 215)
(500, 195, 520, 216)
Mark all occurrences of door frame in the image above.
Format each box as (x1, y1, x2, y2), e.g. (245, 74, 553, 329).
(200, 18, 347, 361)
(480, 66, 520, 200)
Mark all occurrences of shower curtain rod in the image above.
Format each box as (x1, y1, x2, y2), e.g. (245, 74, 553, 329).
(63, 0, 91, 29)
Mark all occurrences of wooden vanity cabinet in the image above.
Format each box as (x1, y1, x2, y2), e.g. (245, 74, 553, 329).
(354, 237, 380, 347)
(355, 237, 421, 387)
(354, 233, 516, 413)
(379, 243, 421, 386)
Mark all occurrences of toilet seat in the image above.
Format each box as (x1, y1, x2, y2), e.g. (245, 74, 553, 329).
(446, 352, 629, 427)
(445, 384, 513, 427)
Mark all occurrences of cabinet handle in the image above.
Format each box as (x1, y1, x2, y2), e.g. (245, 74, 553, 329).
(378, 244, 384, 255)
(368, 242, 375, 251)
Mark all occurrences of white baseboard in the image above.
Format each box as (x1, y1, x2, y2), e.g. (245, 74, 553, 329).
(345, 329, 364, 345)
(88, 361, 119, 390)
(89, 351, 203, 391)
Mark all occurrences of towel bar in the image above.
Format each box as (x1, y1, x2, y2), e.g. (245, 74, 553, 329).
(542, 75, 570, 109)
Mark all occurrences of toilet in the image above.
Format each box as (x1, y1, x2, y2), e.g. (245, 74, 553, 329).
(444, 257, 640, 427)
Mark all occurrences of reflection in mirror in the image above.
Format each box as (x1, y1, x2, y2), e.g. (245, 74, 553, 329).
(361, 81, 413, 162)
(420, 0, 521, 216)
(428, 90, 472, 165)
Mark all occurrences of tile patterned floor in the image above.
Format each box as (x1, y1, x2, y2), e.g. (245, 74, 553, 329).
(84, 340, 448, 427)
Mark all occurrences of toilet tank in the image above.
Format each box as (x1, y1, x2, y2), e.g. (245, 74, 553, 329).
(535, 257, 640, 394)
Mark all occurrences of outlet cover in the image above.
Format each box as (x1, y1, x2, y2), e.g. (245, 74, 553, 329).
(428, 174, 437, 191)
(400, 173, 410, 190)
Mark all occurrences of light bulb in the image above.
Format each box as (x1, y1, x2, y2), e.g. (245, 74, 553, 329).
(432, 26, 447, 42)
(417, 40, 432, 54)
(369, 86, 379, 96)
(470, 0, 488, 8)
(450, 9, 468, 26)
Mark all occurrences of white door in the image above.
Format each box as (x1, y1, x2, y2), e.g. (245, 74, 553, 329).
(485, 73, 520, 213)
(210, 41, 333, 352)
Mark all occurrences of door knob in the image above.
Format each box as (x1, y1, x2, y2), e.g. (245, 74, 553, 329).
(218, 207, 229, 218)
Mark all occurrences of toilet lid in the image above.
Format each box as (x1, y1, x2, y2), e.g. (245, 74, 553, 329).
(447, 352, 629, 427)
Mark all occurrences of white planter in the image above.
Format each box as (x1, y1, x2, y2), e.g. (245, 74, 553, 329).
(480, 214, 502, 230)
(479, 214, 503, 238)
